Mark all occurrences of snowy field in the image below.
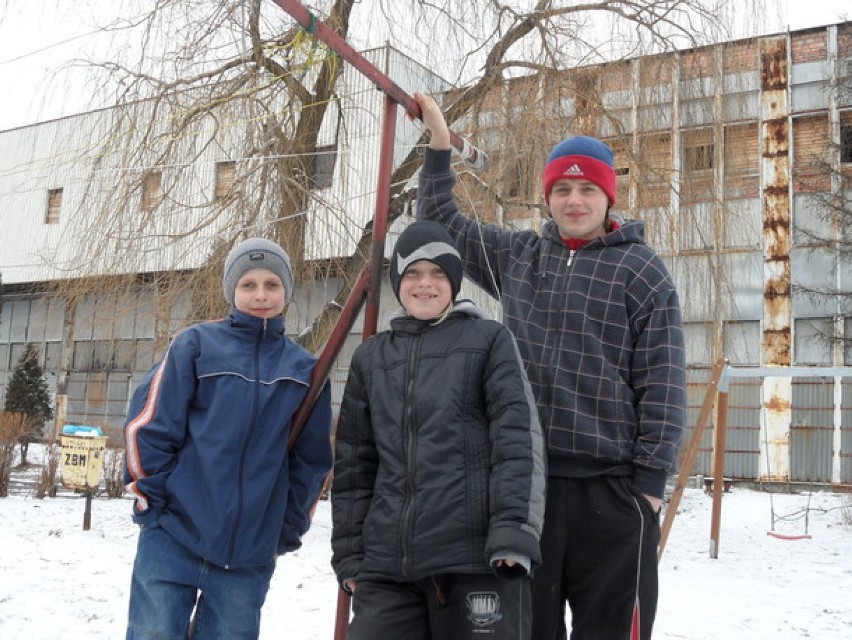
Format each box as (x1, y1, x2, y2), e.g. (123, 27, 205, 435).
(1, 454, 850, 639)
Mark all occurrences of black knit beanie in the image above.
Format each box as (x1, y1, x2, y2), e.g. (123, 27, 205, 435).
(389, 221, 463, 303)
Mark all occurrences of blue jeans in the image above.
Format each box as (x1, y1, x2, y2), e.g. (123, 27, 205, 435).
(126, 523, 276, 639)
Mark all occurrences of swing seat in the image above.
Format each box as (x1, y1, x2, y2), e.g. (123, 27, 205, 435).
(766, 531, 812, 540)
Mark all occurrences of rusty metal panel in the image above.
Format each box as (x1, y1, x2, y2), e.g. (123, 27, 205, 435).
(683, 373, 762, 481)
(760, 35, 792, 368)
(790, 378, 834, 482)
(760, 39, 789, 91)
(723, 379, 762, 479)
(841, 380, 852, 483)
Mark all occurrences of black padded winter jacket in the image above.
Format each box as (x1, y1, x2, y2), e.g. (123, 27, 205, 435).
(331, 301, 545, 587)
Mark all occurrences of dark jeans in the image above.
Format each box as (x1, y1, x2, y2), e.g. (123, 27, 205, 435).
(348, 573, 532, 640)
(531, 476, 660, 640)
(126, 523, 276, 639)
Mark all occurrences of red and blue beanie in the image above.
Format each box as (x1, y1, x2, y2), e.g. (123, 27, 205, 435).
(541, 135, 617, 205)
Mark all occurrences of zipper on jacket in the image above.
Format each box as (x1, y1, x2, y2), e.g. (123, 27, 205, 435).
(567, 248, 576, 267)
(226, 322, 264, 566)
(399, 334, 422, 577)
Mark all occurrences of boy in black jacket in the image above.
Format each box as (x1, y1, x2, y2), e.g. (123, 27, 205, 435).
(331, 221, 546, 640)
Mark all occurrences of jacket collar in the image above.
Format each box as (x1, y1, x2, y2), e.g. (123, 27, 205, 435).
(227, 308, 286, 337)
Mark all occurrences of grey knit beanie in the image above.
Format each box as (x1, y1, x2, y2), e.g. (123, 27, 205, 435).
(222, 237, 294, 306)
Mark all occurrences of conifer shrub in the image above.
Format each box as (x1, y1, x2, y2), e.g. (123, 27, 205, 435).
(4, 343, 54, 466)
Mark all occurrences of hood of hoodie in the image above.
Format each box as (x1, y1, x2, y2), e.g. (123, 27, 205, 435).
(540, 213, 645, 250)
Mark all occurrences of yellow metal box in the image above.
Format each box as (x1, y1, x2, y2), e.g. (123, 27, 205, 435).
(60, 434, 108, 491)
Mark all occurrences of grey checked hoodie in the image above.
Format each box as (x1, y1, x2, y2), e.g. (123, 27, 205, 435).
(416, 147, 686, 499)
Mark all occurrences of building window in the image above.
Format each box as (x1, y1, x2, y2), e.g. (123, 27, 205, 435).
(841, 121, 852, 164)
(794, 317, 833, 365)
(684, 143, 714, 171)
(141, 170, 162, 212)
(678, 201, 714, 251)
(214, 161, 236, 202)
(724, 122, 759, 176)
(683, 129, 715, 172)
(683, 321, 713, 365)
(724, 320, 760, 366)
(506, 156, 536, 199)
(46, 188, 62, 224)
(312, 145, 337, 189)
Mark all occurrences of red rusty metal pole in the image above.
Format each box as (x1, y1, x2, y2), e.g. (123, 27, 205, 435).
(287, 267, 369, 449)
(284, 94, 401, 640)
(362, 95, 397, 336)
(326, 94, 400, 640)
(286, 92, 399, 446)
(281, 96, 397, 640)
(280, 0, 492, 448)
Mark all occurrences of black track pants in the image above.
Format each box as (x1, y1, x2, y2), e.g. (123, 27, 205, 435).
(348, 573, 531, 640)
(530, 475, 660, 640)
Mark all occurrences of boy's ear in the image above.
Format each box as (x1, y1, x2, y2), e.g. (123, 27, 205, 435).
(544, 196, 553, 218)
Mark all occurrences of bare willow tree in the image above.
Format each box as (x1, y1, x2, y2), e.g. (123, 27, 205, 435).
(61, 0, 770, 354)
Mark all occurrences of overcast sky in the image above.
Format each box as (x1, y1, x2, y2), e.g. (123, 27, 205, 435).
(0, 0, 849, 132)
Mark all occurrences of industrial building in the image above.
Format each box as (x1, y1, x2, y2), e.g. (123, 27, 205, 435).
(1, 23, 851, 485)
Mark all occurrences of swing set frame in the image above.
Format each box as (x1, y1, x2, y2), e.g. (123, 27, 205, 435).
(659, 360, 852, 560)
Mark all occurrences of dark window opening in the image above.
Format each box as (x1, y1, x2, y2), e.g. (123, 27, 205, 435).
(46, 188, 62, 224)
(312, 145, 337, 189)
(214, 161, 236, 201)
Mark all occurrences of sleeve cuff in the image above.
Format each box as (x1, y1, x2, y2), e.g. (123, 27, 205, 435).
(633, 466, 668, 500)
(422, 147, 453, 174)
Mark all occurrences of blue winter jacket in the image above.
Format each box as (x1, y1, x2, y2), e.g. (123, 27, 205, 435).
(124, 309, 333, 568)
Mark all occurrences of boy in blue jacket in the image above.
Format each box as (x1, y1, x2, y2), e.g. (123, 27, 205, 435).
(123, 237, 333, 640)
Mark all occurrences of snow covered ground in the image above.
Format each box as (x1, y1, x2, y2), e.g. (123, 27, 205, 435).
(1, 455, 850, 639)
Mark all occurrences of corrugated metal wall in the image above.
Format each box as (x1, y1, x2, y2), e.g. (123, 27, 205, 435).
(790, 378, 837, 482)
(724, 380, 762, 479)
(842, 380, 852, 483)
